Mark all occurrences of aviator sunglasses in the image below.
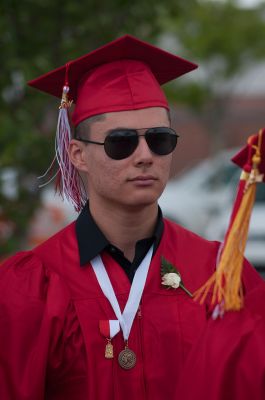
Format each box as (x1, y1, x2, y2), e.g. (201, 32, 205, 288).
(75, 127, 179, 160)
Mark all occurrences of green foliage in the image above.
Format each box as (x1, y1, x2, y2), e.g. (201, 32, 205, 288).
(1, 0, 265, 257)
(161, 256, 178, 276)
(157, 1, 265, 96)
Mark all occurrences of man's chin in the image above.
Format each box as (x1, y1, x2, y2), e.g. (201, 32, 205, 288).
(122, 194, 159, 210)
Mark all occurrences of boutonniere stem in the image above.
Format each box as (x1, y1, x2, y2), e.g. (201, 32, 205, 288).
(161, 257, 193, 298)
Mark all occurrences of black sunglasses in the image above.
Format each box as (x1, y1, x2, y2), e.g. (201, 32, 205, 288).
(75, 127, 179, 160)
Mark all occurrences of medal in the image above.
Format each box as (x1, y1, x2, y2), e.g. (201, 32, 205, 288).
(105, 338, 114, 359)
(118, 341, 136, 369)
(99, 320, 119, 359)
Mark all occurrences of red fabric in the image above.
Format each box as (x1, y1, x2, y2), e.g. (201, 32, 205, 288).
(99, 320, 110, 338)
(232, 128, 265, 181)
(0, 219, 262, 399)
(222, 178, 246, 242)
(71, 59, 169, 125)
(28, 34, 197, 125)
(175, 283, 265, 400)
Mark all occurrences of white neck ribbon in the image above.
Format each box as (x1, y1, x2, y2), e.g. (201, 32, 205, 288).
(91, 245, 153, 341)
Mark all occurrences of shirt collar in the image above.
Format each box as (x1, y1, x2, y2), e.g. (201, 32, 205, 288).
(75, 202, 164, 266)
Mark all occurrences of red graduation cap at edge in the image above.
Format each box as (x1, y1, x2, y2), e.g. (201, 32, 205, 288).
(28, 34, 198, 211)
(194, 129, 265, 317)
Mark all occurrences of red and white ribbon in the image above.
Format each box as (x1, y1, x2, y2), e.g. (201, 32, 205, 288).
(99, 319, 120, 339)
(91, 245, 153, 341)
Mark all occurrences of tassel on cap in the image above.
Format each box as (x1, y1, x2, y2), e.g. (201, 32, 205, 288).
(194, 129, 265, 316)
(39, 63, 87, 212)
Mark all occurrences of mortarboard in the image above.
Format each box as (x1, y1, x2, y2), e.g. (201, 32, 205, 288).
(194, 128, 265, 315)
(28, 34, 197, 125)
(232, 131, 265, 183)
(28, 34, 198, 210)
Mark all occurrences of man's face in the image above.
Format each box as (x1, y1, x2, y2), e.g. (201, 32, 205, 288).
(75, 107, 173, 210)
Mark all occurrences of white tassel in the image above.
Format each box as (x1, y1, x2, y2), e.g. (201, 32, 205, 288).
(38, 85, 87, 212)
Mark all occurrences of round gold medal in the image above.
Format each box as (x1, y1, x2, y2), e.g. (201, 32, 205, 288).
(118, 348, 136, 369)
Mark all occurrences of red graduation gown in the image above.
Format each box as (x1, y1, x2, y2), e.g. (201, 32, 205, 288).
(0, 219, 262, 399)
(175, 283, 265, 400)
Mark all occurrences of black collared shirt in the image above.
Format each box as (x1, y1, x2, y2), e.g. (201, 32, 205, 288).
(75, 203, 164, 282)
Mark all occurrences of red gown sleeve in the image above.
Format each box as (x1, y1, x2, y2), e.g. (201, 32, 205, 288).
(175, 283, 265, 400)
(0, 252, 87, 400)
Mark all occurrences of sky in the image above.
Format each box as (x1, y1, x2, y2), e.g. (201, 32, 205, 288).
(211, 0, 265, 7)
(238, 0, 264, 6)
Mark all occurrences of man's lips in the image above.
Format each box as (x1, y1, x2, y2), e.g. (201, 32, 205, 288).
(128, 175, 157, 181)
(127, 176, 158, 186)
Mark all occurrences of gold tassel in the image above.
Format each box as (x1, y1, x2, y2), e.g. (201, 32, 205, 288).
(213, 181, 256, 310)
(194, 130, 263, 312)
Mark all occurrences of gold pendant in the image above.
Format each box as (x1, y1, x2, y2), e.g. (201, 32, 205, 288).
(105, 338, 114, 359)
(118, 342, 136, 369)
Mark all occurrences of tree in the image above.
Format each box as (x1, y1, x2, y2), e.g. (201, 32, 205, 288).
(159, 0, 265, 149)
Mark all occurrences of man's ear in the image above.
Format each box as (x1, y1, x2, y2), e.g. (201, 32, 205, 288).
(68, 139, 89, 173)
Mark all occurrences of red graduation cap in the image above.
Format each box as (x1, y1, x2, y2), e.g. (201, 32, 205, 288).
(28, 34, 198, 126)
(194, 128, 265, 315)
(28, 34, 198, 210)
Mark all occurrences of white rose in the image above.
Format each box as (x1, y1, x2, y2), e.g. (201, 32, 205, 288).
(161, 272, 181, 289)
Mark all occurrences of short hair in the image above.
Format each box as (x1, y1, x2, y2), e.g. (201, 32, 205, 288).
(74, 114, 106, 139)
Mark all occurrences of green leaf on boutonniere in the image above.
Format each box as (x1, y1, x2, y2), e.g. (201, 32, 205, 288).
(161, 256, 193, 298)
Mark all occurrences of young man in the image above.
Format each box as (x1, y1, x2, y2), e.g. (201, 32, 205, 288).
(0, 35, 263, 400)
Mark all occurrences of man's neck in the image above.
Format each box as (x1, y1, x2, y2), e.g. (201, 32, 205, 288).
(89, 201, 158, 262)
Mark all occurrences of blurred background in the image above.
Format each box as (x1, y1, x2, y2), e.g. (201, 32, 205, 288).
(1, 0, 265, 274)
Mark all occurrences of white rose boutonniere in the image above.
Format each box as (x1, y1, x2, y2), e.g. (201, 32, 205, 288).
(161, 272, 181, 289)
(161, 257, 193, 298)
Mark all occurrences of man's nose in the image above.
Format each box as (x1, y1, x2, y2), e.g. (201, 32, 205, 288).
(133, 136, 153, 165)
